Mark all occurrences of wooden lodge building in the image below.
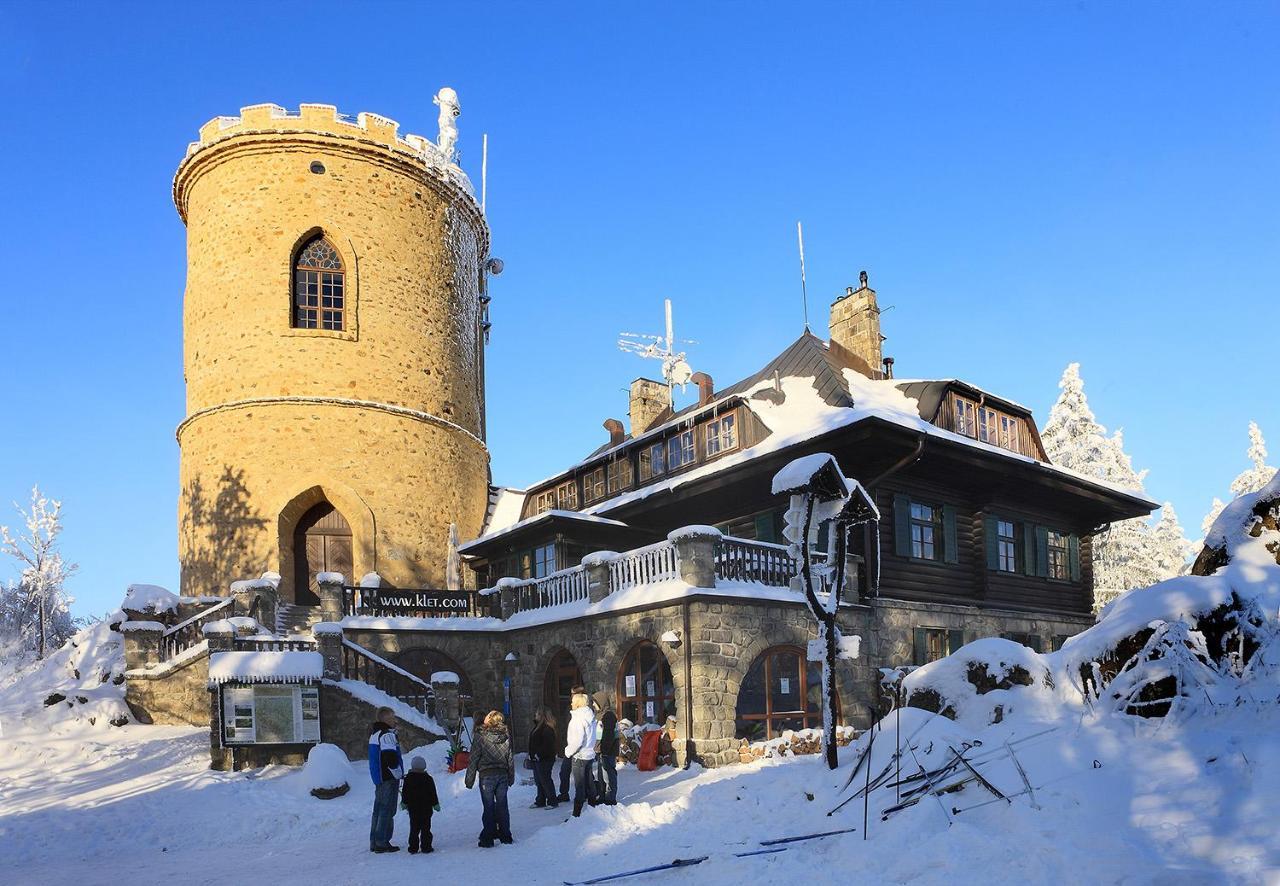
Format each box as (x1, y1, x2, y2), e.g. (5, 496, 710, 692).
(121, 97, 1154, 771)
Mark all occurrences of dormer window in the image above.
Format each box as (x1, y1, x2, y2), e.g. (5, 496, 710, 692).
(639, 442, 666, 481)
(293, 236, 344, 330)
(951, 394, 1026, 455)
(606, 459, 634, 494)
(555, 480, 578, 510)
(667, 430, 695, 471)
(583, 468, 606, 504)
(706, 412, 738, 457)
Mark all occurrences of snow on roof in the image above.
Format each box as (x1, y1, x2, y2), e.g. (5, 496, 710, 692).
(429, 671, 460, 684)
(122, 584, 180, 614)
(459, 509, 628, 553)
(207, 651, 324, 685)
(771, 452, 852, 496)
(1206, 473, 1280, 553)
(481, 486, 528, 536)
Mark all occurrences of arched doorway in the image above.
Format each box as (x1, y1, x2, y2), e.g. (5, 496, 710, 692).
(293, 501, 352, 605)
(617, 641, 676, 726)
(544, 650, 583, 750)
(734, 645, 832, 741)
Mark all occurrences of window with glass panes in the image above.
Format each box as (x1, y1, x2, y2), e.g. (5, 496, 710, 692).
(533, 543, 556, 579)
(912, 628, 965, 665)
(292, 237, 344, 330)
(617, 641, 675, 726)
(734, 646, 828, 741)
(532, 490, 555, 515)
(954, 396, 978, 437)
(910, 503, 941, 560)
(606, 459, 633, 493)
(667, 430, 695, 470)
(706, 413, 738, 457)
(997, 520, 1019, 572)
(555, 481, 578, 510)
(638, 442, 665, 481)
(583, 468, 606, 504)
(1048, 530, 1070, 580)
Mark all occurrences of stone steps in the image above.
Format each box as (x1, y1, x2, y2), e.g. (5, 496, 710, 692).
(275, 602, 321, 636)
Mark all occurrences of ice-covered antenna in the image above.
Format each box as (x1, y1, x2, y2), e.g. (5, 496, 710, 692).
(797, 221, 810, 333)
(481, 133, 488, 214)
(618, 298, 697, 392)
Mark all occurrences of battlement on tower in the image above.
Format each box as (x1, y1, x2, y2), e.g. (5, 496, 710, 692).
(180, 102, 474, 199)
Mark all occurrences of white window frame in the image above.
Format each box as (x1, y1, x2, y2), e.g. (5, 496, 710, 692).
(706, 412, 738, 457)
(639, 442, 666, 481)
(667, 430, 695, 471)
(222, 684, 321, 745)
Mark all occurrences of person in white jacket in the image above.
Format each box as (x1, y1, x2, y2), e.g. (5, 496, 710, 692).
(564, 693, 597, 817)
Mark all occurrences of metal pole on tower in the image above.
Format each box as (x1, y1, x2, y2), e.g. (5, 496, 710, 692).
(481, 133, 489, 214)
(797, 221, 810, 333)
(664, 299, 674, 353)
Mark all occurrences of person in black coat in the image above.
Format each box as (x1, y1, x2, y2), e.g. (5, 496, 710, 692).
(593, 691, 620, 805)
(528, 706, 559, 809)
(401, 756, 440, 854)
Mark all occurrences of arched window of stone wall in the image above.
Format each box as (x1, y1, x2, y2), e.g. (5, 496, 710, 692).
(616, 640, 675, 726)
(292, 235, 345, 330)
(734, 645, 831, 741)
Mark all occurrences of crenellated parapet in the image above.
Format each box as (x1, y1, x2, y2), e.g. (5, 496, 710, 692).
(173, 100, 481, 225)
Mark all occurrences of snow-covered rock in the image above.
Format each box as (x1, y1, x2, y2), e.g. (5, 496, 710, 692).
(121, 584, 180, 616)
(303, 743, 352, 799)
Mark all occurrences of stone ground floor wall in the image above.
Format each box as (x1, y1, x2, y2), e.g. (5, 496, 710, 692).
(345, 593, 1085, 769)
(125, 650, 211, 728)
(208, 681, 447, 771)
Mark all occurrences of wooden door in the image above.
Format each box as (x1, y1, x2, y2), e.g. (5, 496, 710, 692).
(543, 651, 583, 750)
(293, 502, 352, 605)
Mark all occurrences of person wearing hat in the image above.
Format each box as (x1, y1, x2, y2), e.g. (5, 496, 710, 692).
(592, 691, 620, 806)
(400, 755, 440, 854)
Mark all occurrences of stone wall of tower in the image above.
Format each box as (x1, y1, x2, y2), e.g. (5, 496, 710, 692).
(174, 105, 490, 597)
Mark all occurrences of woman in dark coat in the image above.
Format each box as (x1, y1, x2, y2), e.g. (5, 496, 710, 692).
(528, 706, 559, 809)
(465, 710, 516, 847)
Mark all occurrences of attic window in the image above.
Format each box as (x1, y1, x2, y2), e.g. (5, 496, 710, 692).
(951, 395, 1025, 455)
(583, 468, 606, 504)
(639, 442, 666, 481)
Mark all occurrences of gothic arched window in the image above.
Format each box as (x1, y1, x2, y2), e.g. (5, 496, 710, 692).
(292, 236, 345, 330)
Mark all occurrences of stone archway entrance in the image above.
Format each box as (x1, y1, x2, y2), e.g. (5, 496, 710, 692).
(293, 501, 352, 605)
(544, 650, 583, 750)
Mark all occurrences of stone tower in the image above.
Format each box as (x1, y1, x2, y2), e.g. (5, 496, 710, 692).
(828, 270, 884, 378)
(173, 100, 491, 601)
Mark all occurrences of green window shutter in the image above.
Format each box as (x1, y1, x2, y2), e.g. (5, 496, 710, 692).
(1069, 534, 1081, 582)
(943, 505, 959, 564)
(754, 512, 776, 544)
(894, 494, 912, 558)
(948, 629, 965, 656)
(1027, 635, 1043, 653)
(1035, 526, 1050, 578)
(912, 628, 927, 665)
(983, 515, 999, 570)
(1022, 522, 1037, 576)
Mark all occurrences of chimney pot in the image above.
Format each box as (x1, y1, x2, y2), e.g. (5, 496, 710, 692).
(603, 418, 626, 446)
(691, 371, 715, 407)
(882, 356, 895, 379)
(846, 286, 855, 296)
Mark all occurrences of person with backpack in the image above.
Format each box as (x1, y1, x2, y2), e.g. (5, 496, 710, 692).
(367, 706, 404, 853)
(400, 755, 440, 854)
(465, 710, 516, 847)
(592, 691, 620, 806)
(564, 692, 597, 817)
(528, 706, 559, 809)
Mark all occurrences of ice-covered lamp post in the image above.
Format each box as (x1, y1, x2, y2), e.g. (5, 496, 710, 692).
(772, 453, 879, 770)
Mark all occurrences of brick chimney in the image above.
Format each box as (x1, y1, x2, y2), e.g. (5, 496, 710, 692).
(691, 371, 714, 407)
(603, 418, 626, 446)
(629, 378, 670, 435)
(828, 270, 884, 378)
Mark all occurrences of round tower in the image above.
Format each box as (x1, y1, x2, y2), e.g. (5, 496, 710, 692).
(173, 99, 491, 602)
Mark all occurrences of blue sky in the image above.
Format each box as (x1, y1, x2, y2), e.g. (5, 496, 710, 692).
(0, 2, 1275, 618)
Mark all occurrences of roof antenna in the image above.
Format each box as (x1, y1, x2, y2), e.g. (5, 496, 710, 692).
(481, 133, 488, 214)
(797, 221, 810, 333)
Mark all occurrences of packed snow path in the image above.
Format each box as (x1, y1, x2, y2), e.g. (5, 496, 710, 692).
(3, 706, 1278, 885)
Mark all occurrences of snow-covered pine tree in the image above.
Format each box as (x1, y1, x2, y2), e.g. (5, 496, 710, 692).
(1151, 503, 1192, 578)
(1200, 498, 1226, 542)
(1041, 363, 1163, 611)
(1229, 422, 1277, 498)
(0, 486, 79, 661)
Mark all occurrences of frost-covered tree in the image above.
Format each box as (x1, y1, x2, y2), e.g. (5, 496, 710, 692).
(1200, 498, 1226, 543)
(1151, 503, 1192, 578)
(1229, 422, 1277, 498)
(1, 487, 79, 660)
(1042, 363, 1162, 610)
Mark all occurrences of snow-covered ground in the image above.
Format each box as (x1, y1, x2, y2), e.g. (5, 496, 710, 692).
(2, 684, 1278, 884)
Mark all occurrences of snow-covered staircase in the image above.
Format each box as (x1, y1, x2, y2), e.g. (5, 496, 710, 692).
(275, 602, 322, 636)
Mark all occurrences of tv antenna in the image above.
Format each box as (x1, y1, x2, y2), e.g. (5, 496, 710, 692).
(618, 299, 697, 392)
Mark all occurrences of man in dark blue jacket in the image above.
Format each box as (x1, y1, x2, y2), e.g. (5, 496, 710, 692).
(368, 706, 404, 853)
